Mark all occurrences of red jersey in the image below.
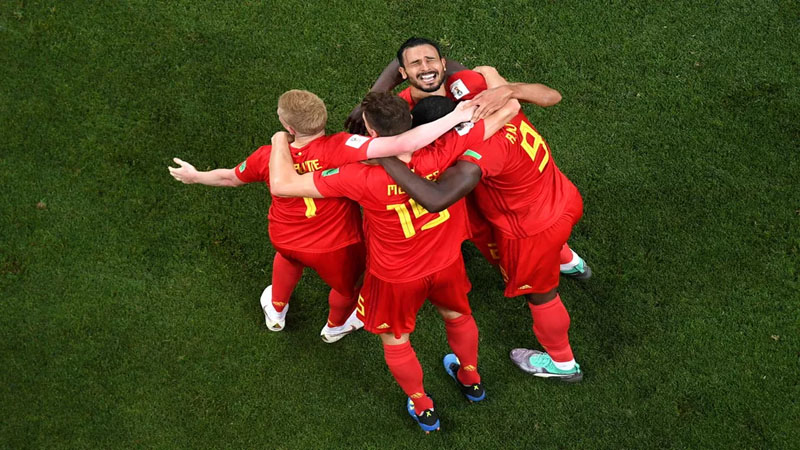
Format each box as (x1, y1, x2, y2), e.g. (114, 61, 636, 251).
(313, 121, 485, 282)
(235, 132, 375, 252)
(458, 111, 581, 238)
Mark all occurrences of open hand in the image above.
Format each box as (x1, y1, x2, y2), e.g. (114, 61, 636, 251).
(471, 85, 513, 121)
(168, 158, 198, 184)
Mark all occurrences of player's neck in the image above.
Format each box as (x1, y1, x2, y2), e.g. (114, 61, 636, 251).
(410, 85, 446, 103)
(397, 153, 412, 163)
(291, 131, 325, 148)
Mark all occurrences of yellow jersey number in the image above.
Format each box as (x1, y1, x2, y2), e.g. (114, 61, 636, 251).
(519, 121, 550, 173)
(386, 199, 450, 238)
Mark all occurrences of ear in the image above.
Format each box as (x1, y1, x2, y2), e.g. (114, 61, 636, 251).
(399, 66, 408, 80)
(362, 112, 379, 138)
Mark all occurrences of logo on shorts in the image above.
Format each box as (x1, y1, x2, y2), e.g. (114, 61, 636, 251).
(377, 323, 390, 329)
(518, 284, 533, 290)
(345, 135, 370, 148)
(238, 161, 247, 172)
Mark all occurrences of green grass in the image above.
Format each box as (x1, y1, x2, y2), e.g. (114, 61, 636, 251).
(2, 1, 798, 448)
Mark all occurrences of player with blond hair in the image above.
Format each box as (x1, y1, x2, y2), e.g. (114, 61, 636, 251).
(169, 89, 478, 341)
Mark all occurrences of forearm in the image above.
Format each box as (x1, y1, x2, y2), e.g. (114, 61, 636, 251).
(268, 140, 298, 197)
(379, 158, 452, 211)
(379, 158, 479, 212)
(444, 58, 468, 77)
(370, 59, 405, 92)
(508, 82, 562, 107)
(365, 107, 466, 158)
(268, 136, 323, 198)
(192, 168, 242, 187)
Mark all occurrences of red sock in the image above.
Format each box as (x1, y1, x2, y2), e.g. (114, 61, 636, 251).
(271, 253, 303, 312)
(383, 342, 433, 414)
(559, 243, 573, 265)
(444, 315, 481, 385)
(528, 295, 574, 362)
(326, 289, 356, 327)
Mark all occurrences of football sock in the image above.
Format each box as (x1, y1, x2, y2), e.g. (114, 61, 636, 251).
(552, 358, 577, 371)
(271, 253, 303, 312)
(529, 295, 575, 364)
(326, 289, 355, 327)
(383, 342, 433, 414)
(559, 243, 578, 267)
(444, 315, 481, 386)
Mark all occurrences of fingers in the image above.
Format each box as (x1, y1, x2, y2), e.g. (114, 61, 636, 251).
(167, 166, 186, 183)
(172, 157, 187, 168)
(473, 104, 491, 121)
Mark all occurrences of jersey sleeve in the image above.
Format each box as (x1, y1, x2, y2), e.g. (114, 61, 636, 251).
(312, 163, 367, 202)
(457, 131, 506, 177)
(432, 119, 487, 165)
(320, 132, 376, 167)
(234, 145, 270, 183)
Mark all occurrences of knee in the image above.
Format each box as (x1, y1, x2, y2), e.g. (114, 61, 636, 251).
(526, 289, 558, 306)
(436, 306, 462, 321)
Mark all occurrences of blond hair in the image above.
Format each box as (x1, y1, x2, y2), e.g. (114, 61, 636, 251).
(277, 90, 327, 135)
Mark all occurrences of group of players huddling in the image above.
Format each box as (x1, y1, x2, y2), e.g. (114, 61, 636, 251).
(169, 37, 592, 433)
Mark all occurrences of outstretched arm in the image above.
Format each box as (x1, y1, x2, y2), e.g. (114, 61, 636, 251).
(168, 158, 245, 187)
(471, 66, 561, 120)
(378, 158, 482, 212)
(268, 132, 324, 198)
(364, 100, 476, 158)
(345, 58, 469, 134)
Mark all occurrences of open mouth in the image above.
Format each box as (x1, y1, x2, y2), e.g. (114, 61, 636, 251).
(418, 72, 438, 83)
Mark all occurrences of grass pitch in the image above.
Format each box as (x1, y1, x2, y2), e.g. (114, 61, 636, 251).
(1, 1, 798, 448)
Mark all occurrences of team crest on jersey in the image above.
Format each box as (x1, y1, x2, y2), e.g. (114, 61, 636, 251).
(454, 121, 474, 136)
(449, 79, 470, 100)
(345, 135, 370, 148)
(238, 161, 247, 172)
(321, 168, 340, 177)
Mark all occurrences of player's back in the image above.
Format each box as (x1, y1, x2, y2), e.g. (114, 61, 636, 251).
(463, 111, 580, 238)
(237, 133, 368, 252)
(316, 143, 470, 283)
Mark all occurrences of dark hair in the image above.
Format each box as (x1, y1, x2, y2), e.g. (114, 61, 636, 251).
(411, 96, 456, 127)
(396, 37, 442, 67)
(361, 92, 412, 137)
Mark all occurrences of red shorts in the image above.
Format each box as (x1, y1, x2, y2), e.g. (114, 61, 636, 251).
(274, 242, 366, 297)
(498, 195, 583, 297)
(357, 256, 472, 338)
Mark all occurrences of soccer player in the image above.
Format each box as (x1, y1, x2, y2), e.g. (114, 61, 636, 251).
(377, 69, 588, 381)
(269, 92, 519, 432)
(168, 89, 479, 342)
(347, 37, 590, 277)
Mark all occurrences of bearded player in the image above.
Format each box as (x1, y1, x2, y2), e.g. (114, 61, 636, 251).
(378, 69, 588, 381)
(168, 89, 481, 342)
(270, 92, 519, 432)
(347, 37, 590, 277)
